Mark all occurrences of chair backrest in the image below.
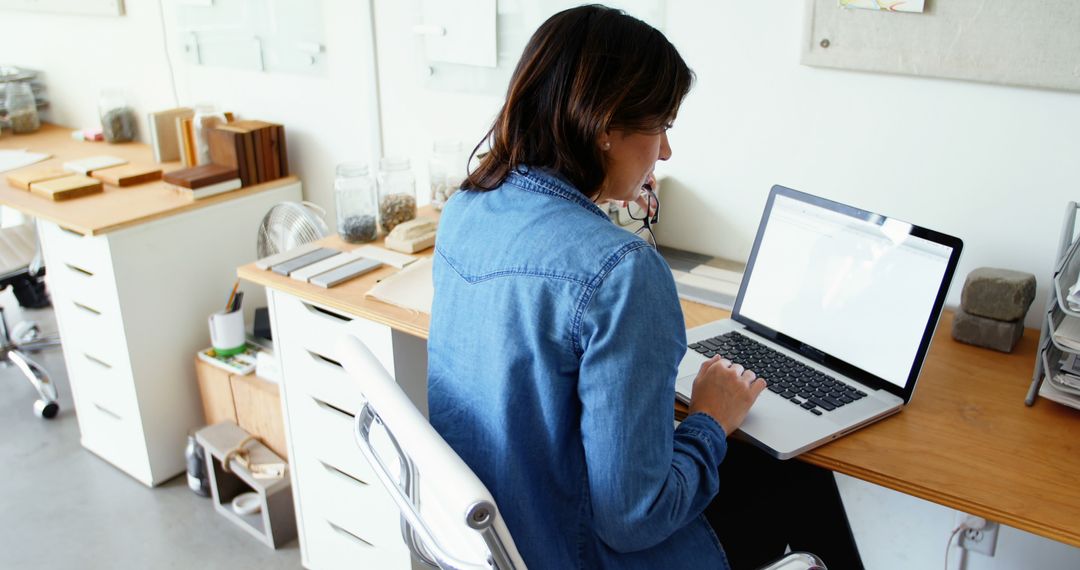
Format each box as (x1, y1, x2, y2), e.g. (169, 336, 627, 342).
(337, 333, 527, 570)
(0, 223, 37, 282)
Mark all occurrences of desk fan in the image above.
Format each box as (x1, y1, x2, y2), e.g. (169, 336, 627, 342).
(256, 201, 330, 257)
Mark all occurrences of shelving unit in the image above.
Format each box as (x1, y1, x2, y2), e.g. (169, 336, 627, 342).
(1027, 201, 1080, 409)
(196, 422, 296, 549)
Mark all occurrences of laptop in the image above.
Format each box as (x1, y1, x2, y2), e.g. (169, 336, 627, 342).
(675, 185, 963, 459)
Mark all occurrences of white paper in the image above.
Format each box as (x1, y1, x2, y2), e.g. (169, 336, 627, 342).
(365, 257, 433, 314)
(674, 271, 741, 297)
(839, 0, 925, 13)
(689, 264, 743, 284)
(0, 150, 50, 173)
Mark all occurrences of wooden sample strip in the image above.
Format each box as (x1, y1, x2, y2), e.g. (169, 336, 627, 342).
(63, 155, 127, 175)
(6, 166, 73, 190)
(91, 163, 164, 187)
(163, 164, 238, 189)
(30, 175, 103, 201)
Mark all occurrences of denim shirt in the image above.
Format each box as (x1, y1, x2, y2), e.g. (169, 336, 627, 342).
(428, 168, 731, 569)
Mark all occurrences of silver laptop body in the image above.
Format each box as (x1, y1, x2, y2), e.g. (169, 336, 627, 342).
(675, 185, 963, 459)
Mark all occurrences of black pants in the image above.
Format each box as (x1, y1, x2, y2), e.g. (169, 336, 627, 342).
(704, 440, 864, 570)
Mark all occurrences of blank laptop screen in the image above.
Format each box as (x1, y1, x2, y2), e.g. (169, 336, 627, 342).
(738, 194, 954, 388)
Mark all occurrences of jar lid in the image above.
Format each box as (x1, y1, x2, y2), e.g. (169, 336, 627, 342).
(379, 156, 411, 172)
(336, 161, 369, 177)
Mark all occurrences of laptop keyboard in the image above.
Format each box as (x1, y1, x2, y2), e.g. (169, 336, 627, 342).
(689, 332, 867, 415)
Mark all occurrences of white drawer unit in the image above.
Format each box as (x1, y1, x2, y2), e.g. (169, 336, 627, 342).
(38, 180, 303, 486)
(267, 289, 428, 570)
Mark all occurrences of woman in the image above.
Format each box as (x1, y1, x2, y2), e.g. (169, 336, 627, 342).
(429, 5, 861, 569)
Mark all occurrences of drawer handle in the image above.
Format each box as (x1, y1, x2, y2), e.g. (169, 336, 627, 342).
(328, 521, 374, 548)
(312, 396, 355, 420)
(321, 461, 369, 487)
(83, 353, 113, 369)
(94, 403, 122, 421)
(307, 349, 343, 369)
(59, 226, 85, 238)
(301, 300, 352, 324)
(65, 263, 94, 277)
(73, 301, 102, 316)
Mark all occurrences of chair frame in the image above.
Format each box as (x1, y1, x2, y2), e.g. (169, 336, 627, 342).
(354, 403, 519, 570)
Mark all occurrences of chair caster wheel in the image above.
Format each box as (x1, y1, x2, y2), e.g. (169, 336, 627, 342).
(34, 399, 58, 419)
(12, 321, 41, 343)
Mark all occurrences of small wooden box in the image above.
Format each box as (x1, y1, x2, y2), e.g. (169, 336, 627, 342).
(195, 358, 238, 425)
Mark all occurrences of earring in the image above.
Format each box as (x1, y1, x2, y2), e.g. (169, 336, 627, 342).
(601, 141, 611, 150)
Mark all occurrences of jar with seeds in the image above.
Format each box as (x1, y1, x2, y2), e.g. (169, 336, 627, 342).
(335, 162, 378, 243)
(98, 88, 136, 143)
(377, 156, 417, 233)
(4, 82, 39, 134)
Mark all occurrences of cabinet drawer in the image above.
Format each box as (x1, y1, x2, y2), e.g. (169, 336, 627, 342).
(45, 255, 121, 317)
(297, 449, 403, 549)
(73, 390, 148, 476)
(281, 343, 365, 416)
(288, 390, 376, 485)
(53, 296, 126, 370)
(303, 501, 410, 570)
(273, 293, 395, 377)
(38, 220, 112, 278)
(64, 347, 137, 416)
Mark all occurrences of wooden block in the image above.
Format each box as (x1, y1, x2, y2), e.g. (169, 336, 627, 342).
(207, 126, 240, 171)
(91, 163, 163, 187)
(162, 164, 239, 189)
(276, 125, 288, 177)
(195, 358, 238, 425)
(62, 155, 127, 175)
(267, 127, 280, 180)
(29, 175, 103, 201)
(230, 374, 287, 460)
(252, 126, 266, 183)
(6, 166, 72, 190)
(177, 116, 197, 168)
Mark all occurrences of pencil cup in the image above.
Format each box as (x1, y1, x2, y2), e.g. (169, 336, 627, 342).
(208, 310, 246, 357)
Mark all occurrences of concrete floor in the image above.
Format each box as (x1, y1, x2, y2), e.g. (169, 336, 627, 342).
(0, 290, 302, 570)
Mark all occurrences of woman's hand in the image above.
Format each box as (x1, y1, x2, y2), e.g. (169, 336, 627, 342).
(688, 355, 767, 436)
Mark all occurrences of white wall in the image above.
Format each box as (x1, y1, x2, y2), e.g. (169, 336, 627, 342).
(0, 0, 380, 224)
(3, 1, 1079, 568)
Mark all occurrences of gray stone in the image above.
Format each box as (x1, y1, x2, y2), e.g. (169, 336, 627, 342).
(951, 309, 1025, 353)
(960, 267, 1037, 322)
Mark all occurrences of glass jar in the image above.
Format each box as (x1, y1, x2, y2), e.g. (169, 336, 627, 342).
(192, 103, 228, 165)
(98, 88, 136, 143)
(377, 156, 417, 233)
(429, 140, 467, 210)
(5, 82, 40, 134)
(335, 162, 379, 243)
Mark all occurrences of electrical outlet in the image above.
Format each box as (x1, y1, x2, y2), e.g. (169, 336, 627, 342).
(955, 513, 999, 557)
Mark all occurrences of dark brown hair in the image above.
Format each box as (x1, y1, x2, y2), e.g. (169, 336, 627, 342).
(463, 4, 694, 199)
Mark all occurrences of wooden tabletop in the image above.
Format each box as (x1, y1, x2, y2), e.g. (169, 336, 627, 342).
(238, 232, 432, 339)
(242, 232, 1080, 548)
(0, 124, 299, 236)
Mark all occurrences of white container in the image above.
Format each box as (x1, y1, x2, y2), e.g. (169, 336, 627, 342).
(208, 310, 246, 356)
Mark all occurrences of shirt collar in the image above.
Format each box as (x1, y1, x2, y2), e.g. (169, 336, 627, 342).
(506, 167, 609, 221)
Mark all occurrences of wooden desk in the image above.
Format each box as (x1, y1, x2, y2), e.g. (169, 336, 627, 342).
(241, 238, 1080, 550)
(0, 124, 298, 236)
(1, 124, 302, 485)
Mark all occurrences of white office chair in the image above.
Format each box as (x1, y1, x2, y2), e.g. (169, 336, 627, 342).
(0, 223, 61, 418)
(337, 333, 827, 570)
